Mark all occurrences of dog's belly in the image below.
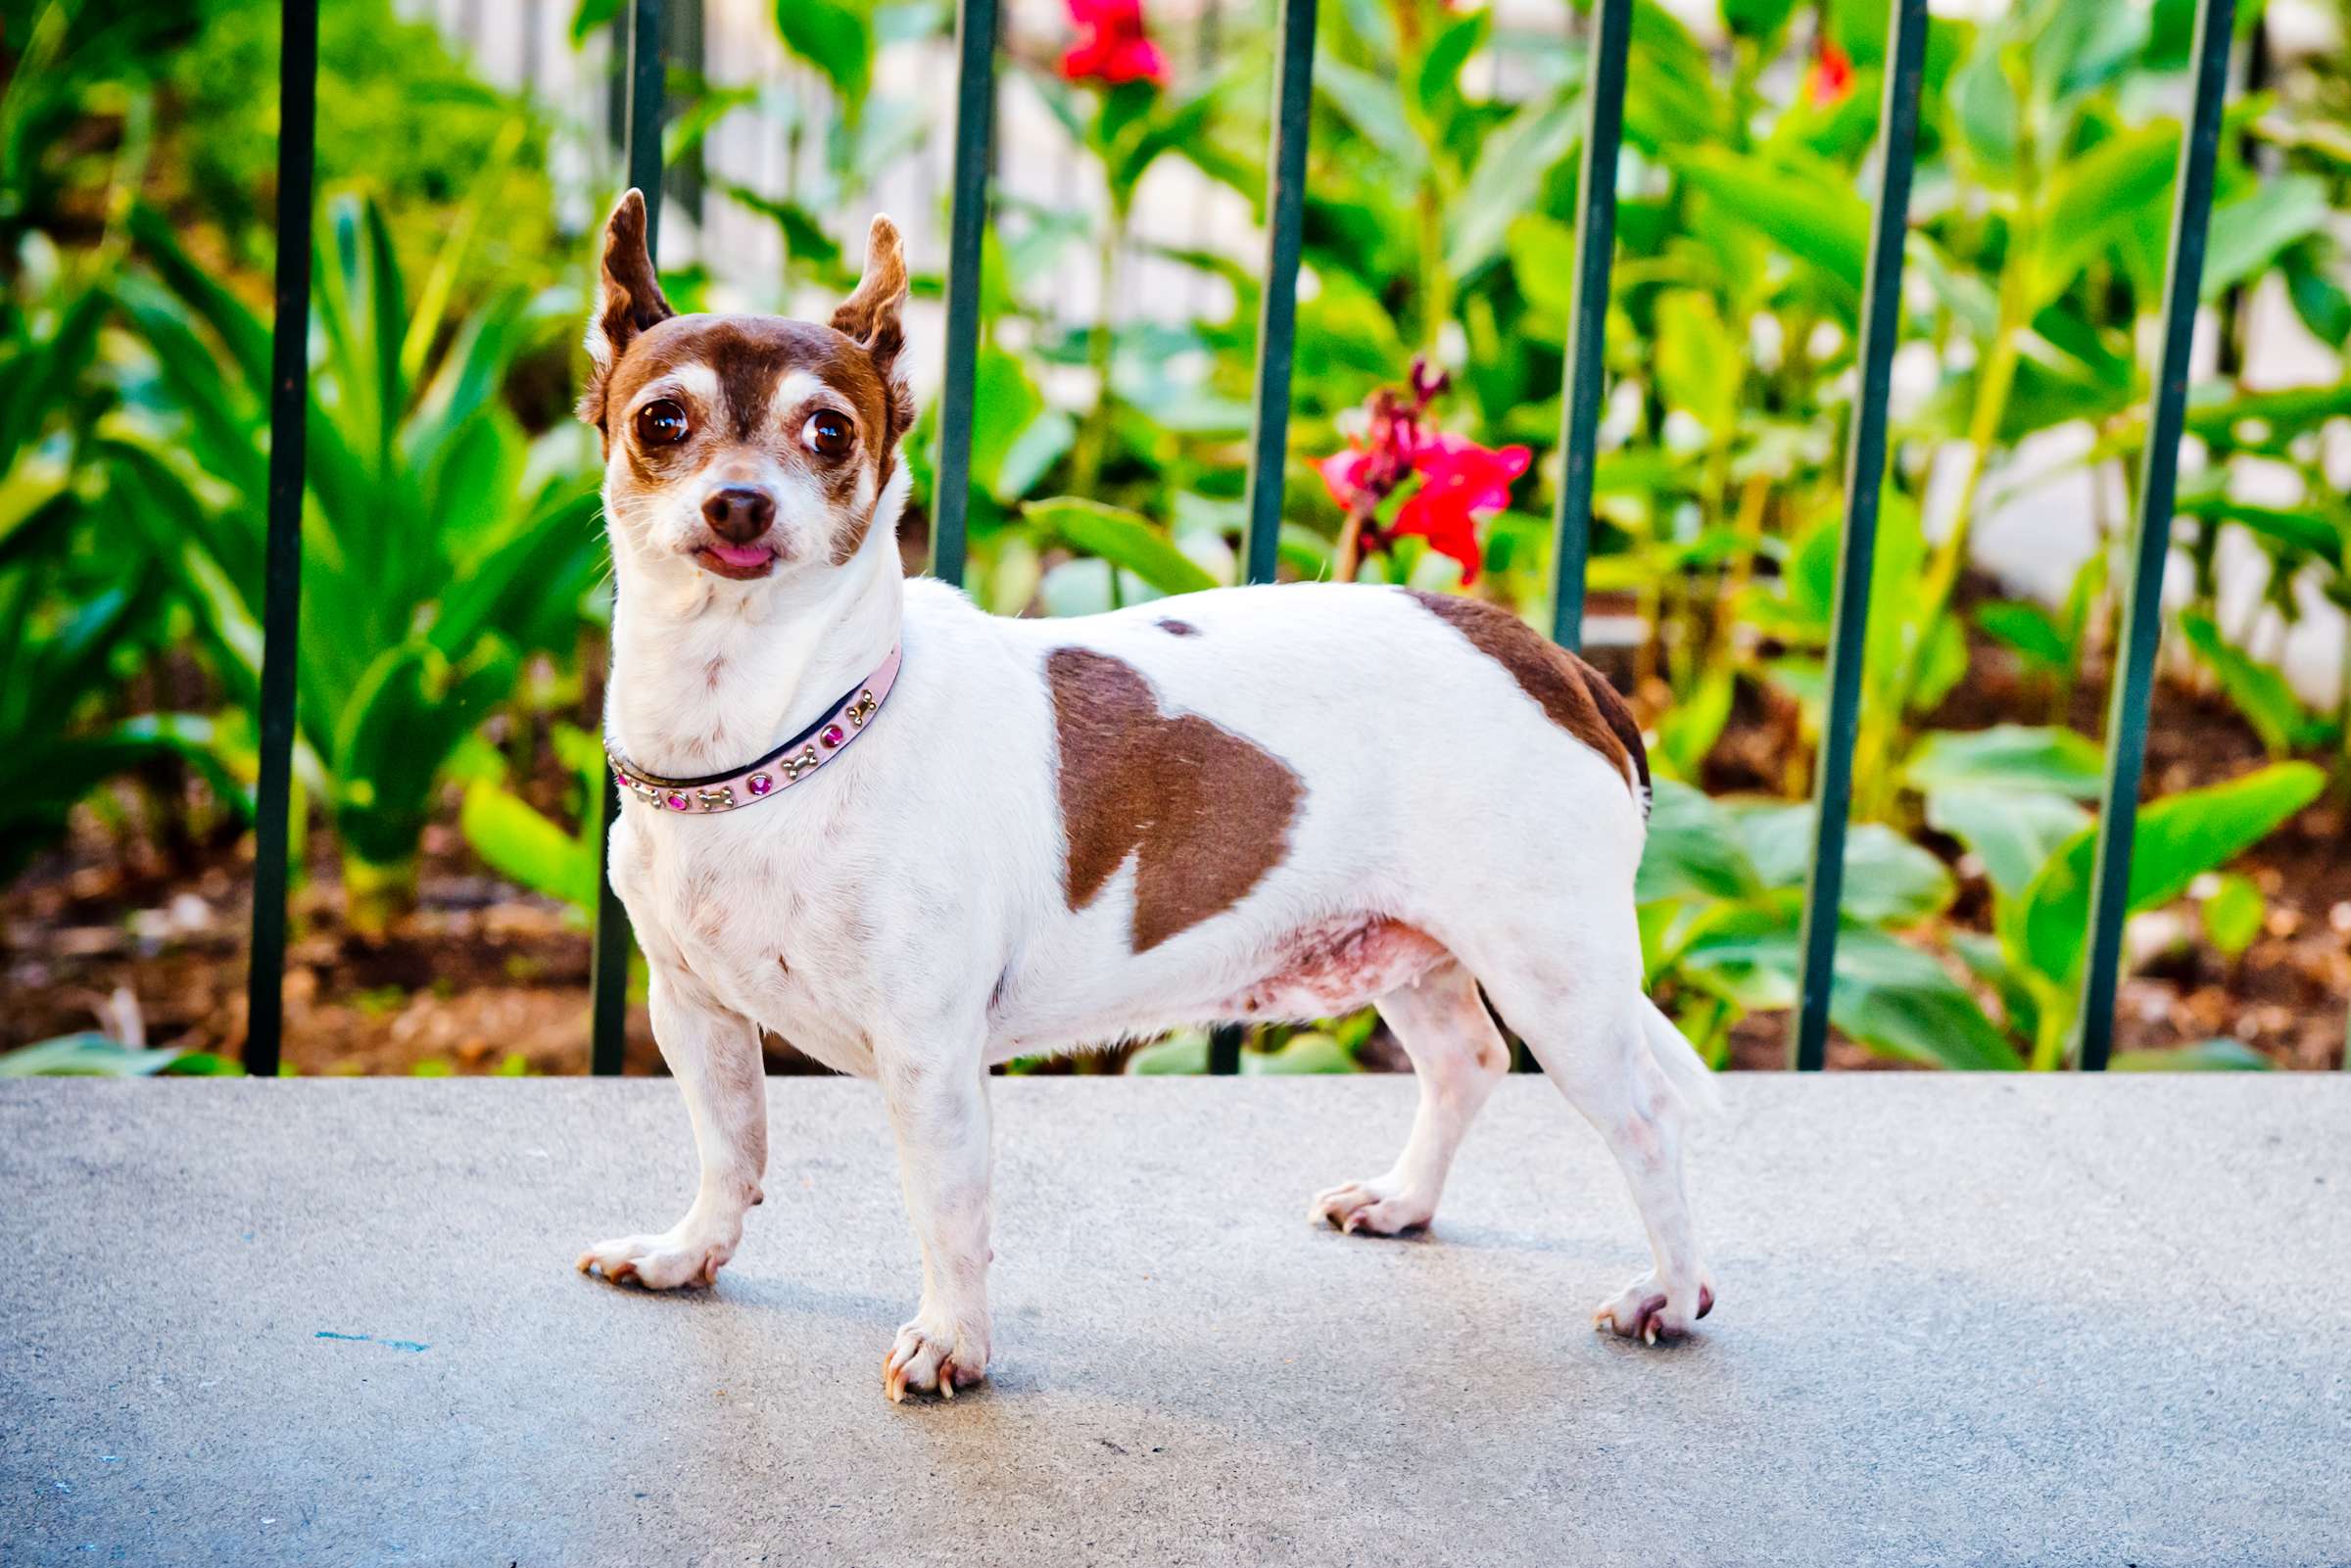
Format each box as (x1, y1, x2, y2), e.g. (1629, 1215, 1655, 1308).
(1212, 916, 1450, 1021)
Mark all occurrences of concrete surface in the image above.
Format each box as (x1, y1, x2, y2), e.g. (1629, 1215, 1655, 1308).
(3, 1077, 2348, 1567)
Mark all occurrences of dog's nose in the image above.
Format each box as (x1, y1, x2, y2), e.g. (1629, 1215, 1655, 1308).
(701, 486, 776, 544)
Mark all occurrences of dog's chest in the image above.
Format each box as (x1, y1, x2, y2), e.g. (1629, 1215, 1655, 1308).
(614, 799, 884, 1069)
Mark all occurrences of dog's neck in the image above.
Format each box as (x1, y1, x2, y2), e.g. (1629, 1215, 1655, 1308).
(604, 499, 905, 783)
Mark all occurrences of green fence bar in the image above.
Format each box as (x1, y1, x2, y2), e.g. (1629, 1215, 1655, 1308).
(588, 0, 668, 1077)
(1236, 0, 1317, 591)
(243, 0, 319, 1078)
(2076, 0, 2237, 1073)
(929, 0, 1001, 587)
(1789, 0, 1929, 1072)
(1212, 0, 1318, 1079)
(1546, 0, 1628, 651)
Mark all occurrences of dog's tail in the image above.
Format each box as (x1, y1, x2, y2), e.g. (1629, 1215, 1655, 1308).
(1639, 995, 1721, 1120)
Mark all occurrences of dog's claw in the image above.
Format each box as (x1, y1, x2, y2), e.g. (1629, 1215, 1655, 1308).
(937, 1358, 956, 1400)
(1595, 1281, 1708, 1344)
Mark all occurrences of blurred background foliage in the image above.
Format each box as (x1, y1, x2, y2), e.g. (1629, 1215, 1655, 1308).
(1, 0, 2346, 1075)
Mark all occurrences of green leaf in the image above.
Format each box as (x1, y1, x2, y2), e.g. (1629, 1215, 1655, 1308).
(1655, 665, 1732, 782)
(0, 1034, 191, 1076)
(1901, 725, 2106, 799)
(2179, 611, 2325, 756)
(1732, 804, 1955, 924)
(1637, 780, 1763, 903)
(2200, 175, 2330, 301)
(1653, 290, 1741, 436)
(1624, 0, 1725, 148)
(1675, 923, 2024, 1069)
(1414, 12, 1489, 123)
(459, 782, 598, 913)
(2176, 496, 2345, 569)
(1926, 786, 2091, 903)
(1450, 93, 1581, 279)
(2109, 1039, 2274, 1072)
(2031, 0, 2149, 100)
(2282, 245, 2351, 350)
(1975, 600, 2071, 672)
(2021, 762, 2326, 984)
(2032, 121, 2178, 310)
(1315, 57, 1426, 175)
(2199, 872, 2264, 960)
(1025, 498, 1219, 595)
(1722, 0, 1800, 41)
(1241, 1031, 1360, 1074)
(1503, 214, 1580, 320)
(1672, 148, 1868, 308)
(775, 0, 873, 101)
(1126, 1031, 1209, 1074)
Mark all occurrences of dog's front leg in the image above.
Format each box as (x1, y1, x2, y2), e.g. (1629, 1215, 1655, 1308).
(577, 966, 767, 1289)
(875, 1038, 992, 1402)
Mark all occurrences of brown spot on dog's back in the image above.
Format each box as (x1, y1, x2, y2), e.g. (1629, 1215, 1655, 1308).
(1156, 618, 1200, 638)
(1405, 591, 1648, 808)
(1047, 648, 1302, 951)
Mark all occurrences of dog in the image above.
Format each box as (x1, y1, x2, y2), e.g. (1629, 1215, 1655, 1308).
(573, 191, 1716, 1401)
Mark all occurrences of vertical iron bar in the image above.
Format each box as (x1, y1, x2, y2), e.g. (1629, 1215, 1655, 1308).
(243, 0, 318, 1078)
(1546, 0, 1628, 651)
(2077, 0, 2236, 1072)
(589, 0, 667, 1077)
(1237, 0, 1317, 590)
(1213, 0, 1317, 1079)
(1790, 0, 1928, 1071)
(930, 0, 1000, 587)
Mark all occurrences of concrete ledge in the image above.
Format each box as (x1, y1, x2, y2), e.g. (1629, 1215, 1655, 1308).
(4, 1078, 2348, 1566)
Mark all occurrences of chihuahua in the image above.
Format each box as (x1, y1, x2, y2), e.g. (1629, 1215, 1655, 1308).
(573, 191, 1716, 1401)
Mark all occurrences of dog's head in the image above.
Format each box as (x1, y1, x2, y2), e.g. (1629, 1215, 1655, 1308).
(580, 190, 915, 585)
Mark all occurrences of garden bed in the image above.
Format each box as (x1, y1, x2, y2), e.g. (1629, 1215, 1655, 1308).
(10, 639, 2342, 1076)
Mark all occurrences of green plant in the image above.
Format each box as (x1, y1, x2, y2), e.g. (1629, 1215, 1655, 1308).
(1930, 760, 2324, 1068)
(0, 1033, 239, 1075)
(109, 193, 601, 929)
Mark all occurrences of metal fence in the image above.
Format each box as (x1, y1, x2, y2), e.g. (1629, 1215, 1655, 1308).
(243, 0, 2242, 1077)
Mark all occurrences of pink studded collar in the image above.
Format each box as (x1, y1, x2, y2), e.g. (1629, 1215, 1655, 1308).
(608, 643, 902, 815)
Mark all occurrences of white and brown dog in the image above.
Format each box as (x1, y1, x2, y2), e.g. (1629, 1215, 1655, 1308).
(574, 192, 1717, 1401)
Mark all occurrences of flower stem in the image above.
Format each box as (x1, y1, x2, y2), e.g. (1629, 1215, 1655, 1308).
(1071, 200, 1129, 494)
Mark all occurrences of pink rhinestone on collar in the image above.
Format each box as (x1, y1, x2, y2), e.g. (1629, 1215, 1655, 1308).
(607, 643, 901, 815)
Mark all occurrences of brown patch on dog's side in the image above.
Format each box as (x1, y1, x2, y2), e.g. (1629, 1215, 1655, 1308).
(1404, 591, 1647, 809)
(1155, 618, 1201, 638)
(1047, 648, 1302, 952)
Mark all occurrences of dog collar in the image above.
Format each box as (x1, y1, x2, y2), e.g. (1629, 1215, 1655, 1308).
(607, 643, 902, 814)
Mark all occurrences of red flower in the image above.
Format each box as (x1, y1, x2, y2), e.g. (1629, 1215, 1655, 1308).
(1061, 0, 1168, 86)
(1806, 38, 1853, 106)
(1314, 360, 1527, 585)
(1391, 439, 1531, 583)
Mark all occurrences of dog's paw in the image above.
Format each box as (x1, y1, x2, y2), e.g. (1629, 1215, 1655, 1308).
(1309, 1177, 1434, 1237)
(1592, 1271, 1715, 1345)
(575, 1222, 738, 1291)
(882, 1313, 988, 1404)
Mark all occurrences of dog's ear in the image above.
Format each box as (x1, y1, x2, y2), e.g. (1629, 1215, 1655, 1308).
(832, 215, 917, 462)
(579, 189, 677, 431)
(832, 214, 909, 366)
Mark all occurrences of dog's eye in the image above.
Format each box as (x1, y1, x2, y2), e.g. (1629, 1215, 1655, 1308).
(635, 399, 691, 447)
(802, 409, 852, 459)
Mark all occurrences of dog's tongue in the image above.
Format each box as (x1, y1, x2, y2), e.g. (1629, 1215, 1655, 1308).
(706, 542, 772, 569)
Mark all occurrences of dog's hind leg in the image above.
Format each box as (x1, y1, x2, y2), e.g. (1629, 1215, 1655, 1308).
(1477, 934, 1715, 1343)
(1310, 959, 1510, 1236)
(577, 965, 768, 1290)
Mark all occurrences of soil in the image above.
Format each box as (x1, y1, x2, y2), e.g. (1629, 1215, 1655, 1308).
(6, 611, 2345, 1076)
